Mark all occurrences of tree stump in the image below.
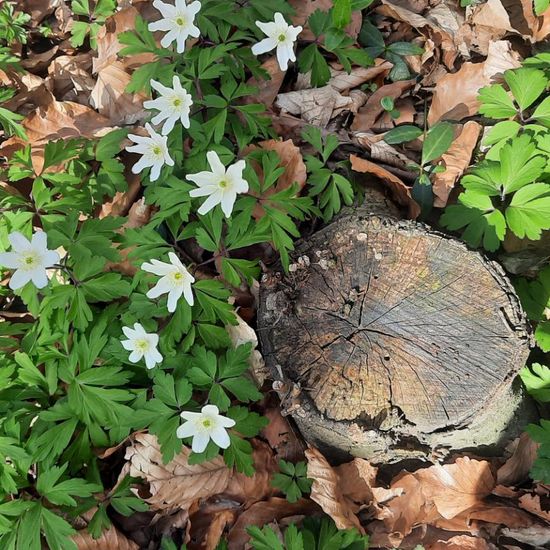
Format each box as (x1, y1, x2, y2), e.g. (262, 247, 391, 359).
(257, 208, 535, 463)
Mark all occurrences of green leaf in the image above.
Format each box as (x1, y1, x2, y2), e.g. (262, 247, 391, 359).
(505, 183, 550, 240)
(532, 96, 550, 127)
(95, 129, 128, 161)
(499, 134, 546, 193)
(41, 507, 77, 550)
(384, 125, 422, 144)
(535, 321, 550, 352)
(224, 434, 254, 475)
(247, 525, 285, 550)
(504, 68, 547, 111)
(386, 42, 424, 56)
(481, 120, 521, 146)
(308, 9, 331, 38)
(332, 0, 352, 29)
(535, 0, 550, 14)
(422, 122, 454, 165)
(380, 96, 394, 111)
(478, 84, 517, 119)
(521, 363, 550, 402)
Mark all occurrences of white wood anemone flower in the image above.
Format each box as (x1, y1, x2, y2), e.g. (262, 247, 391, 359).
(0, 231, 59, 290)
(251, 12, 302, 71)
(176, 404, 236, 453)
(149, 0, 201, 54)
(141, 251, 195, 313)
(126, 123, 174, 182)
(121, 323, 163, 369)
(144, 76, 193, 135)
(187, 151, 248, 218)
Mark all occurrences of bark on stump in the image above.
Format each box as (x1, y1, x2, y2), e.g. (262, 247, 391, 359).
(257, 209, 534, 463)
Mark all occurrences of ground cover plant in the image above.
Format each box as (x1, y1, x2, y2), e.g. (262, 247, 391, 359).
(0, 0, 549, 549)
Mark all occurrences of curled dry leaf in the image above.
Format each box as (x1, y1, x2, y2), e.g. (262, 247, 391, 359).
(428, 40, 521, 125)
(224, 439, 278, 505)
(432, 121, 481, 208)
(376, 0, 465, 68)
(497, 432, 540, 486)
(261, 406, 306, 463)
(124, 433, 231, 512)
(246, 57, 286, 109)
(305, 446, 365, 533)
(350, 154, 421, 219)
(72, 525, 139, 550)
(518, 494, 550, 522)
(351, 79, 415, 132)
(501, 525, 550, 547)
(226, 497, 319, 550)
(91, 7, 151, 125)
(48, 54, 96, 102)
(276, 86, 357, 128)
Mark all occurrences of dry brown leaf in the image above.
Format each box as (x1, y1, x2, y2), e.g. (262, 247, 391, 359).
(497, 433, 540, 486)
(415, 457, 495, 520)
(90, 7, 151, 124)
(351, 79, 415, 132)
(376, 0, 464, 68)
(324, 60, 393, 93)
(433, 121, 481, 207)
(428, 40, 521, 125)
(224, 439, 278, 504)
(502, 525, 550, 547)
(261, 406, 306, 462)
(305, 446, 365, 533)
(246, 139, 307, 219)
(124, 432, 231, 512)
(518, 494, 550, 522)
(350, 154, 420, 219)
(48, 53, 96, 102)
(276, 86, 355, 128)
(246, 57, 286, 109)
(72, 525, 139, 550)
(226, 497, 319, 550)
(202, 510, 236, 550)
(427, 535, 494, 550)
(517, 0, 550, 42)
(374, 98, 416, 132)
(289, 0, 362, 41)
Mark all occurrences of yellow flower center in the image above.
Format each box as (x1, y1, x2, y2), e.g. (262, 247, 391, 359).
(218, 180, 228, 189)
(173, 98, 182, 107)
(135, 339, 150, 352)
(21, 252, 39, 270)
(202, 419, 212, 428)
(172, 271, 184, 282)
(278, 33, 286, 42)
(153, 146, 162, 156)
(176, 16, 186, 26)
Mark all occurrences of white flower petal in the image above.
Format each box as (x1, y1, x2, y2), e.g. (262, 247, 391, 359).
(30, 231, 48, 250)
(187, 0, 201, 16)
(251, 36, 277, 56)
(161, 116, 177, 135)
(167, 288, 182, 312)
(276, 43, 292, 71)
(220, 191, 237, 218)
(128, 350, 143, 363)
(206, 151, 226, 177)
(218, 415, 237, 428)
(187, 23, 200, 38)
(210, 425, 231, 449)
(30, 269, 48, 289)
(180, 410, 201, 421)
(150, 163, 162, 182)
(153, 0, 176, 18)
(273, 12, 287, 27)
(149, 18, 174, 32)
(256, 20, 278, 35)
(146, 277, 173, 299)
(187, 171, 218, 186)
(8, 269, 31, 290)
(191, 431, 210, 453)
(142, 259, 173, 276)
(131, 156, 152, 175)
(122, 326, 136, 338)
(176, 421, 196, 439)
(0, 252, 21, 269)
(197, 190, 223, 215)
(43, 250, 60, 267)
(160, 28, 179, 49)
(8, 232, 31, 252)
(182, 282, 194, 306)
(121, 339, 134, 351)
(202, 404, 220, 416)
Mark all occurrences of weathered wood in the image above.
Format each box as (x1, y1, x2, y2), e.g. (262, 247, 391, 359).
(257, 209, 536, 463)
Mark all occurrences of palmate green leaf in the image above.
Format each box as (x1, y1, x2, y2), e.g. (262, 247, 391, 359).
(504, 68, 547, 111)
(440, 192, 506, 251)
(41, 507, 77, 550)
(194, 280, 236, 325)
(521, 363, 550, 402)
(505, 183, 550, 240)
(298, 44, 331, 87)
(248, 525, 285, 550)
(532, 96, 550, 127)
(37, 464, 100, 506)
(535, 321, 550, 352)
(228, 406, 268, 437)
(422, 122, 454, 165)
(525, 419, 550, 483)
(481, 120, 521, 147)
(478, 84, 517, 119)
(499, 134, 546, 193)
(332, 0, 352, 29)
(224, 434, 254, 475)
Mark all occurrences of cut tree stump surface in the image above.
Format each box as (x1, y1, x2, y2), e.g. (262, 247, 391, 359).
(257, 210, 534, 462)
